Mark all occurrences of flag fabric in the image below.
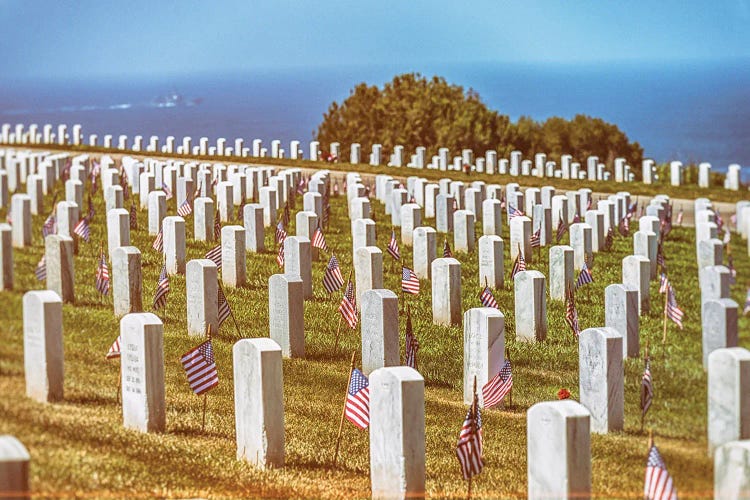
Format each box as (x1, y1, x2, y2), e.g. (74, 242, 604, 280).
(311, 225, 328, 251)
(129, 204, 137, 230)
(443, 239, 453, 258)
(666, 285, 684, 329)
(456, 405, 484, 480)
(641, 357, 653, 418)
(205, 245, 222, 269)
(508, 204, 523, 219)
(276, 240, 285, 267)
(510, 251, 527, 280)
(715, 210, 725, 232)
(744, 288, 750, 315)
(73, 217, 91, 242)
(180, 339, 219, 396)
(618, 216, 630, 237)
(323, 254, 345, 293)
(153, 264, 170, 310)
(345, 368, 370, 429)
(530, 228, 541, 248)
(479, 286, 499, 309)
(387, 229, 400, 260)
(604, 227, 614, 250)
(644, 444, 677, 500)
(214, 208, 221, 240)
(656, 244, 666, 271)
(218, 285, 231, 327)
(556, 216, 568, 243)
(161, 182, 173, 200)
(322, 201, 331, 228)
(339, 280, 358, 329)
(95, 251, 110, 296)
(576, 261, 594, 288)
(152, 230, 164, 252)
(565, 288, 581, 337)
(275, 221, 286, 244)
(659, 273, 670, 294)
(401, 267, 420, 295)
(35, 256, 47, 281)
(404, 308, 419, 369)
(177, 198, 193, 217)
(482, 360, 512, 409)
(106, 335, 121, 359)
(282, 203, 290, 227)
(572, 212, 581, 223)
(42, 213, 57, 238)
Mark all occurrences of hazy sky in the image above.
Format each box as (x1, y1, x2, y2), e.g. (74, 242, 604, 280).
(1, 0, 748, 79)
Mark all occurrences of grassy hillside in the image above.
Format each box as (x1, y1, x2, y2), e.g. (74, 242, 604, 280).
(0, 165, 746, 498)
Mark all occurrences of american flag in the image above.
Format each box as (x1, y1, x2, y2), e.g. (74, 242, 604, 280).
(312, 225, 328, 251)
(675, 209, 683, 225)
(479, 286, 498, 309)
(665, 285, 684, 329)
(715, 209, 725, 232)
(572, 212, 581, 223)
(205, 245, 222, 269)
(339, 280, 358, 329)
(728, 254, 737, 284)
(276, 239, 285, 267)
(345, 368, 370, 429)
(387, 229, 400, 260)
(660, 218, 672, 239)
(35, 255, 47, 281)
(510, 250, 526, 280)
(218, 285, 232, 327)
(106, 335, 121, 359)
(120, 168, 130, 200)
(744, 288, 750, 315)
(42, 212, 57, 238)
(443, 239, 453, 258)
(576, 261, 594, 288)
(456, 404, 484, 480)
(323, 254, 345, 293)
(530, 228, 541, 248)
(214, 207, 221, 240)
(73, 216, 91, 242)
(628, 201, 638, 217)
(95, 250, 110, 296)
(556, 215, 568, 243)
(565, 288, 581, 337)
(322, 201, 330, 228)
(275, 221, 287, 244)
(153, 264, 170, 310)
(180, 338, 219, 395)
(296, 177, 305, 195)
(604, 227, 614, 250)
(656, 244, 666, 271)
(404, 307, 419, 369)
(641, 357, 653, 418)
(177, 198, 193, 217)
(482, 359, 512, 408)
(401, 266, 420, 295)
(659, 273, 669, 294)
(161, 182, 173, 200)
(618, 216, 630, 236)
(152, 230, 164, 252)
(282, 203, 290, 227)
(644, 444, 677, 500)
(129, 204, 137, 230)
(508, 204, 523, 219)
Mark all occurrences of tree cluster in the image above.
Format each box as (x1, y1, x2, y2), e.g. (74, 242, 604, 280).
(315, 73, 644, 171)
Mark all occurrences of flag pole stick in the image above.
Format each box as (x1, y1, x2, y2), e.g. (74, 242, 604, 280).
(201, 393, 207, 432)
(333, 351, 356, 467)
(662, 287, 669, 344)
(641, 340, 649, 432)
(468, 376, 478, 500)
(116, 377, 121, 405)
(218, 280, 242, 339)
(333, 270, 352, 354)
(505, 347, 512, 409)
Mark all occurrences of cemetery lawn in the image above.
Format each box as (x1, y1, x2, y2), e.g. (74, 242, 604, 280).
(0, 171, 745, 498)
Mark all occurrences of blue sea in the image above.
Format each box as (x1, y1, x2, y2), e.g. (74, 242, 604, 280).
(0, 61, 748, 174)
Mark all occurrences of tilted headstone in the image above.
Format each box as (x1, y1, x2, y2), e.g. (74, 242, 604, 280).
(45, 235, 74, 303)
(527, 400, 591, 500)
(361, 289, 399, 375)
(186, 259, 218, 337)
(708, 348, 750, 455)
(268, 274, 304, 358)
(23, 290, 64, 403)
(369, 367, 425, 500)
(431, 258, 462, 326)
(120, 313, 165, 433)
(514, 270, 547, 342)
(549, 245, 574, 301)
(233, 338, 285, 469)
(413, 226, 436, 280)
(113, 246, 142, 317)
(579, 327, 624, 433)
(604, 284, 639, 358)
(479, 235, 504, 289)
(463, 307, 504, 406)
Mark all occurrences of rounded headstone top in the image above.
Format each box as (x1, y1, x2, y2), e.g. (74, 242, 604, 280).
(0, 435, 30, 462)
(370, 365, 424, 384)
(528, 399, 591, 420)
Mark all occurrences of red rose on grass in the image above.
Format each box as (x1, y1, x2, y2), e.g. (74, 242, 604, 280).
(557, 388, 571, 400)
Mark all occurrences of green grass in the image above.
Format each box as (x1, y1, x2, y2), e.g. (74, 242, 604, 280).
(0, 163, 747, 498)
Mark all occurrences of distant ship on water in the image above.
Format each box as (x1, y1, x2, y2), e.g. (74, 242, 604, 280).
(151, 90, 202, 108)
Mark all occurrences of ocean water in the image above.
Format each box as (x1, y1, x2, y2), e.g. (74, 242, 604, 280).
(0, 61, 748, 173)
